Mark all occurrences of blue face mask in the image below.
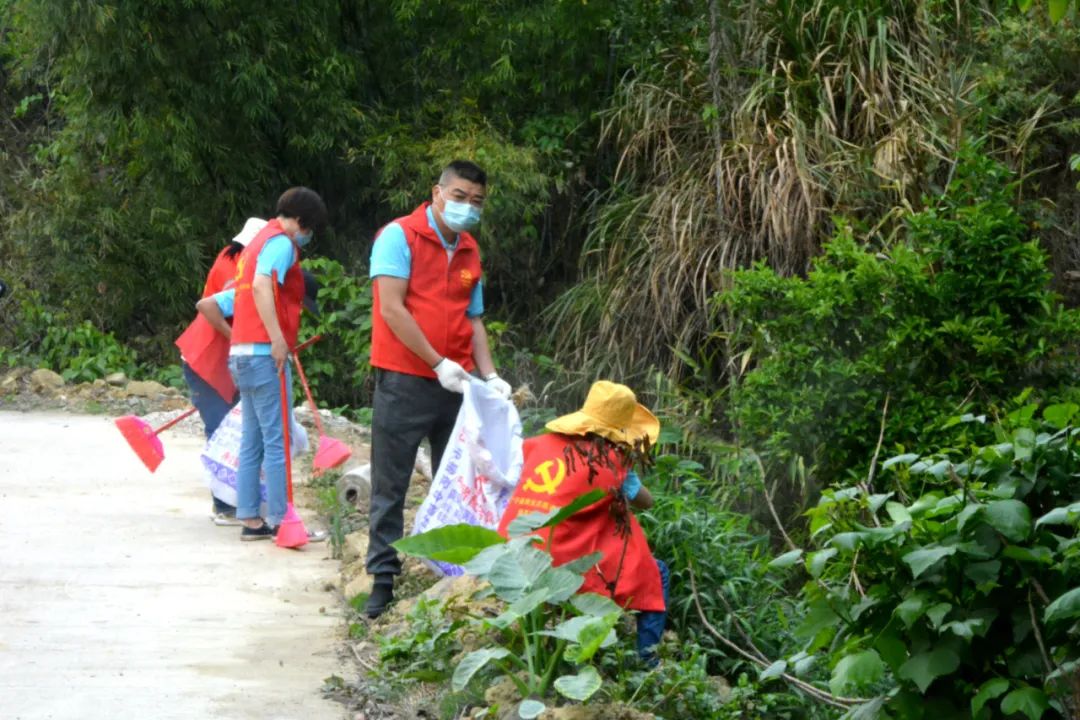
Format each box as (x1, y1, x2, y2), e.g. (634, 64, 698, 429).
(294, 232, 312, 248)
(441, 199, 482, 233)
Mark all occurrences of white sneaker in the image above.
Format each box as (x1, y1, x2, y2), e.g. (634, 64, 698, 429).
(211, 512, 244, 527)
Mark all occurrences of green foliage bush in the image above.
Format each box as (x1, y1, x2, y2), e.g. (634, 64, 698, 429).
(722, 153, 1080, 487)
(637, 455, 803, 676)
(0, 290, 140, 382)
(298, 257, 373, 410)
(771, 402, 1080, 718)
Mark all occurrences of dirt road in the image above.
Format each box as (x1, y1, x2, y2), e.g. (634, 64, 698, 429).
(0, 411, 346, 720)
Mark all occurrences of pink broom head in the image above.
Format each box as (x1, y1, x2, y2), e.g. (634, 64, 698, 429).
(275, 503, 309, 549)
(313, 435, 352, 472)
(114, 415, 165, 473)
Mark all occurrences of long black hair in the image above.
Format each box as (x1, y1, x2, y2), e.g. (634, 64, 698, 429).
(222, 241, 245, 260)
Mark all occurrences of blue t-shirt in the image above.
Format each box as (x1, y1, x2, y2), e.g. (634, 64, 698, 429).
(622, 470, 642, 500)
(370, 208, 484, 317)
(229, 235, 296, 356)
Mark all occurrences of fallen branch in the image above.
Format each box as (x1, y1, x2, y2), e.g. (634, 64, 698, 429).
(688, 563, 866, 709)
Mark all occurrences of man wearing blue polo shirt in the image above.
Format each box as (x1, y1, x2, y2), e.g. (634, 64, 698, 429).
(365, 160, 511, 617)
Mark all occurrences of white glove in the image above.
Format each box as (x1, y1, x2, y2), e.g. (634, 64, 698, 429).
(484, 374, 512, 400)
(433, 357, 471, 393)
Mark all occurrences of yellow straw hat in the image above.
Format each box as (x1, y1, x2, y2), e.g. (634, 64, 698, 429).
(545, 380, 660, 446)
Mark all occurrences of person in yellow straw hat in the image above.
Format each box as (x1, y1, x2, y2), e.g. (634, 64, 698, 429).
(497, 380, 669, 665)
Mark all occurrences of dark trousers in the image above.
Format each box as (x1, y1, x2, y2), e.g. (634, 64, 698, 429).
(367, 369, 463, 577)
(637, 558, 670, 665)
(182, 361, 239, 513)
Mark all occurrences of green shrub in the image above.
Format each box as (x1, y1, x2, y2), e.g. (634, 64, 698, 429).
(770, 401, 1080, 717)
(298, 257, 373, 409)
(0, 291, 140, 382)
(638, 455, 804, 677)
(721, 152, 1080, 488)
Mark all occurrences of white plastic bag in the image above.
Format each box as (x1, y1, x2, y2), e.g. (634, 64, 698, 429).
(201, 404, 309, 513)
(412, 379, 524, 575)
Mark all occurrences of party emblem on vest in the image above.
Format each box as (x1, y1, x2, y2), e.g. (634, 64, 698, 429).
(459, 269, 474, 288)
(235, 256, 246, 282)
(522, 458, 566, 496)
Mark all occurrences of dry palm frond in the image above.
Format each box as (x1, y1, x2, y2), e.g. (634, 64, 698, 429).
(546, 0, 981, 388)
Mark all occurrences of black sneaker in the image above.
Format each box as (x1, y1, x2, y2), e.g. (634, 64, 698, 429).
(364, 579, 395, 618)
(240, 522, 279, 541)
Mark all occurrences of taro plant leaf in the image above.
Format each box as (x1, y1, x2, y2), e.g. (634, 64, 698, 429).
(971, 677, 1010, 716)
(464, 537, 529, 576)
(570, 592, 622, 617)
(898, 647, 960, 693)
(531, 566, 584, 604)
(1000, 687, 1050, 720)
(559, 551, 603, 574)
(1044, 587, 1080, 623)
(1012, 428, 1036, 462)
(902, 545, 957, 578)
(985, 500, 1033, 542)
(506, 489, 606, 537)
(759, 659, 787, 681)
(554, 666, 603, 702)
(518, 699, 546, 719)
(561, 613, 622, 664)
(393, 524, 506, 564)
(485, 543, 554, 602)
(829, 649, 885, 696)
(452, 648, 511, 691)
(769, 549, 803, 569)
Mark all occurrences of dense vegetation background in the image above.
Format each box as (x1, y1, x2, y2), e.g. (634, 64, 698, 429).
(4, 1, 1080, 716)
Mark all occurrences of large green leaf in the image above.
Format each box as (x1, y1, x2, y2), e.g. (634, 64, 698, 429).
(769, 549, 803, 569)
(971, 678, 1009, 716)
(554, 666, 602, 701)
(829, 649, 884, 695)
(393, 524, 506, 564)
(531, 565, 585, 604)
(484, 543, 554, 601)
(984, 500, 1032, 542)
(807, 548, 837, 578)
(1045, 587, 1080, 623)
(570, 592, 622, 617)
(505, 489, 607, 537)
(1000, 687, 1050, 720)
(1035, 501, 1080, 527)
(546, 612, 620, 663)
(898, 647, 960, 693)
(902, 545, 957, 578)
(1048, 0, 1070, 23)
(452, 648, 510, 691)
(559, 551, 603, 574)
(1043, 402, 1078, 429)
(894, 592, 930, 628)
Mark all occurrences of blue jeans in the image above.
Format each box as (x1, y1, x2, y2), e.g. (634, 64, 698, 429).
(637, 559, 670, 665)
(183, 362, 239, 514)
(182, 361, 237, 439)
(228, 355, 292, 527)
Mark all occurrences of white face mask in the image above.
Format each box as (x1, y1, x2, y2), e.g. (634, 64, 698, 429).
(438, 187, 483, 232)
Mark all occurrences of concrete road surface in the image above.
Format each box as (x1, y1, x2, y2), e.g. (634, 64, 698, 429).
(0, 411, 346, 720)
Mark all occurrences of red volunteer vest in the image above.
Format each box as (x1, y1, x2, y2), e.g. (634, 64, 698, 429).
(231, 219, 305, 348)
(497, 433, 665, 612)
(370, 203, 482, 378)
(174, 245, 242, 401)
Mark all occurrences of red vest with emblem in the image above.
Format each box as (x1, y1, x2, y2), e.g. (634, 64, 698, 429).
(497, 433, 665, 612)
(231, 219, 305, 347)
(370, 203, 482, 378)
(174, 247, 242, 402)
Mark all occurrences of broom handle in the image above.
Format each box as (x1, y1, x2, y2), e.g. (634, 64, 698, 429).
(274, 270, 294, 506)
(291, 351, 326, 437)
(153, 406, 199, 434)
(280, 362, 294, 505)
